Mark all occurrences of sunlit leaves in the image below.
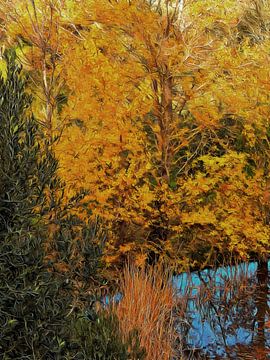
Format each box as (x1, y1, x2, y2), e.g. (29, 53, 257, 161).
(3, 0, 270, 268)
(56, 0, 270, 266)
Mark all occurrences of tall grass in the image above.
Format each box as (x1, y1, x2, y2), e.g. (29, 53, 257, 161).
(113, 264, 179, 360)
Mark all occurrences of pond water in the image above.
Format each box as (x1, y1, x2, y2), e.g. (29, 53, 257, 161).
(173, 261, 270, 359)
(103, 261, 269, 359)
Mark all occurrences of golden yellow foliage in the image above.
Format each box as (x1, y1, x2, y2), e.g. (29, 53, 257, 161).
(2, 0, 270, 268)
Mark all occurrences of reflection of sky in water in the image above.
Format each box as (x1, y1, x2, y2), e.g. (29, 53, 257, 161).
(173, 261, 270, 358)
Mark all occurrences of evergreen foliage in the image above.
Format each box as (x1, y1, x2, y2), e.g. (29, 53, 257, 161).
(70, 309, 146, 360)
(0, 49, 72, 359)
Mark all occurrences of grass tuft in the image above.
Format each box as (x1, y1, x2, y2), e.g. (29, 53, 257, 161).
(113, 264, 179, 360)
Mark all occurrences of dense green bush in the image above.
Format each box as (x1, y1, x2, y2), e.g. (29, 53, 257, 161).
(69, 307, 146, 360)
(0, 49, 74, 359)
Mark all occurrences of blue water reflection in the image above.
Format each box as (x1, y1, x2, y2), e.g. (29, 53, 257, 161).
(173, 261, 270, 358)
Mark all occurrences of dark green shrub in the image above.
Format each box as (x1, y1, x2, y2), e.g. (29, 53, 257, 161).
(0, 49, 74, 359)
(69, 307, 146, 360)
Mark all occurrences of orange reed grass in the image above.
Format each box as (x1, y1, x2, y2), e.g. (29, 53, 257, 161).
(113, 264, 178, 360)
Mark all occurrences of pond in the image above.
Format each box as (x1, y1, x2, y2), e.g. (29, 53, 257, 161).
(103, 260, 269, 359)
(173, 261, 270, 359)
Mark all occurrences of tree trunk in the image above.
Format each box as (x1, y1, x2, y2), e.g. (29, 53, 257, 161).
(254, 259, 269, 348)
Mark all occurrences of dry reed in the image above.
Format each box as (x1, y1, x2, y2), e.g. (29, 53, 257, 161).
(113, 264, 179, 360)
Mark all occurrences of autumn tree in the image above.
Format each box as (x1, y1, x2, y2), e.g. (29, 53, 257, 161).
(57, 0, 269, 268)
(0, 0, 80, 138)
(167, 0, 270, 266)
(2, 0, 269, 270)
(53, 0, 224, 266)
(44, 0, 270, 268)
